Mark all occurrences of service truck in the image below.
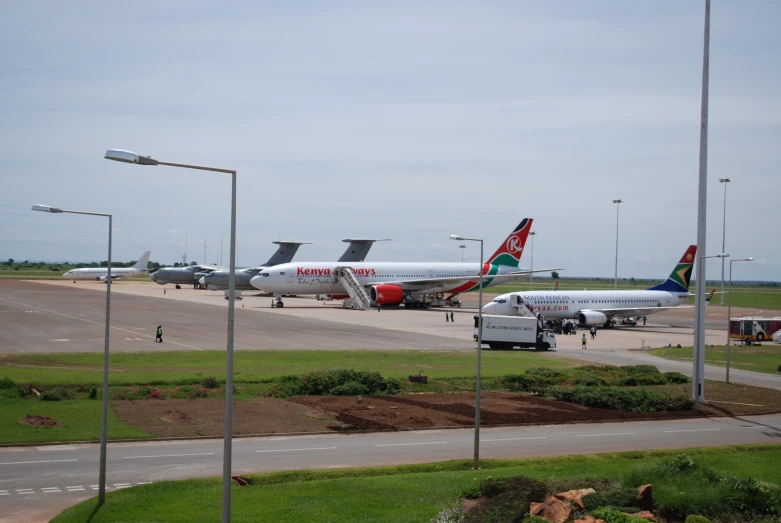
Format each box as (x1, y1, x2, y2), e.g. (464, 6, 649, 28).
(473, 314, 556, 350)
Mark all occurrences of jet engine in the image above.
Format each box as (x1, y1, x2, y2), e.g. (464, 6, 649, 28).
(578, 311, 608, 326)
(369, 284, 404, 305)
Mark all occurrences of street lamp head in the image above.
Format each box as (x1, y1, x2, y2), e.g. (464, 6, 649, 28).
(31, 204, 63, 213)
(734, 257, 754, 262)
(719, 178, 731, 183)
(717, 253, 730, 258)
(450, 235, 464, 241)
(529, 231, 536, 236)
(104, 149, 159, 166)
(612, 199, 623, 204)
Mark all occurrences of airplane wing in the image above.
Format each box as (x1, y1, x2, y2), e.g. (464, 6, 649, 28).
(100, 275, 125, 281)
(366, 268, 563, 292)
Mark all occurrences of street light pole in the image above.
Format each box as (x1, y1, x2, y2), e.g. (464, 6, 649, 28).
(693, 252, 728, 403)
(104, 150, 237, 523)
(450, 234, 483, 469)
(612, 200, 622, 289)
(31, 205, 112, 505)
(719, 178, 731, 304)
(529, 231, 536, 290)
(726, 257, 753, 383)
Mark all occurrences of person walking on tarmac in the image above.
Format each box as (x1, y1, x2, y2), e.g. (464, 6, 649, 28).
(445, 311, 449, 322)
(581, 333, 587, 349)
(155, 325, 163, 343)
(450, 310, 454, 322)
(590, 325, 596, 340)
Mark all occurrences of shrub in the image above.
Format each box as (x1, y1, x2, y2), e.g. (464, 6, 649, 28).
(18, 383, 36, 397)
(524, 516, 548, 523)
(684, 516, 710, 523)
(202, 376, 219, 388)
(571, 372, 607, 387)
(618, 377, 638, 387)
(137, 386, 153, 398)
(622, 365, 660, 375)
(479, 476, 547, 500)
(188, 389, 209, 399)
(110, 388, 129, 400)
(89, 386, 98, 400)
(582, 488, 639, 512)
(0, 377, 16, 389)
(778, 364, 781, 372)
(590, 507, 653, 522)
(329, 381, 368, 396)
(633, 373, 667, 386)
(41, 386, 72, 401)
(271, 369, 401, 398)
(664, 372, 690, 384)
(462, 476, 547, 523)
(550, 386, 694, 413)
(499, 374, 548, 395)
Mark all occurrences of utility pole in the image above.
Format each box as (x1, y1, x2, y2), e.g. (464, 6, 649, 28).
(719, 178, 731, 304)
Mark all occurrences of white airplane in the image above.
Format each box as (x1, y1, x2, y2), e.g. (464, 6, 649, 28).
(250, 219, 558, 308)
(483, 245, 698, 327)
(63, 251, 151, 282)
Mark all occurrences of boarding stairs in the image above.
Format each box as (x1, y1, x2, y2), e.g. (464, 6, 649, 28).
(339, 267, 372, 310)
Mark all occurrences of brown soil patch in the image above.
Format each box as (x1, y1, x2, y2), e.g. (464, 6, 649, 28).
(19, 414, 61, 427)
(291, 392, 707, 431)
(113, 398, 347, 438)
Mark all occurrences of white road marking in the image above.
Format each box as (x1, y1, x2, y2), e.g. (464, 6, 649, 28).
(52, 338, 70, 341)
(0, 459, 77, 466)
(664, 428, 719, 433)
(256, 447, 337, 453)
(483, 437, 547, 442)
(42, 489, 62, 493)
(125, 337, 133, 340)
(67, 487, 85, 491)
(373, 441, 448, 447)
(135, 337, 143, 340)
(124, 452, 214, 459)
(576, 432, 637, 437)
(137, 482, 153, 485)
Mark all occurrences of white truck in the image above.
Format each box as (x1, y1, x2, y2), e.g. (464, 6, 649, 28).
(473, 314, 556, 350)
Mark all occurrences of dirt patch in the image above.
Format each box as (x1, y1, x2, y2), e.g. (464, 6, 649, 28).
(19, 414, 60, 427)
(113, 398, 348, 438)
(291, 392, 707, 431)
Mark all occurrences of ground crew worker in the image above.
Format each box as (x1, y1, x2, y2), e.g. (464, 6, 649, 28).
(581, 333, 587, 349)
(445, 311, 449, 322)
(590, 326, 596, 340)
(450, 310, 454, 322)
(155, 325, 163, 343)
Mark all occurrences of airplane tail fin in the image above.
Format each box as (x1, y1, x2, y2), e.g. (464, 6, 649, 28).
(487, 218, 533, 267)
(705, 289, 716, 303)
(132, 251, 151, 271)
(647, 245, 697, 293)
(338, 238, 391, 263)
(264, 241, 311, 267)
(552, 281, 559, 291)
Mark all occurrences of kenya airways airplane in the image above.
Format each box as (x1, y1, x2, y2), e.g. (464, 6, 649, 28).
(250, 219, 555, 308)
(483, 245, 698, 327)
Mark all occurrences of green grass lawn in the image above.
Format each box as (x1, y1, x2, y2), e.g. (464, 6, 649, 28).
(651, 344, 781, 375)
(0, 398, 151, 444)
(51, 444, 781, 523)
(0, 350, 578, 386)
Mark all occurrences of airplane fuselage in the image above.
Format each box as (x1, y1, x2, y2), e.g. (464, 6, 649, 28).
(201, 268, 262, 291)
(252, 261, 513, 296)
(484, 289, 691, 322)
(63, 268, 143, 281)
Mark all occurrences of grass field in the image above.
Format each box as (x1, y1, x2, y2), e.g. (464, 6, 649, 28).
(51, 444, 781, 523)
(651, 344, 781, 375)
(0, 350, 578, 386)
(0, 398, 152, 444)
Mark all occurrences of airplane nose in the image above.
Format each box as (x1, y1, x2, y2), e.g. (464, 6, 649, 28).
(149, 272, 158, 281)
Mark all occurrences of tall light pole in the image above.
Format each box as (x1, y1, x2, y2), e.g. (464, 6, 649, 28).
(105, 149, 237, 523)
(459, 244, 466, 262)
(726, 257, 753, 383)
(692, 0, 712, 405)
(693, 252, 728, 403)
(719, 178, 731, 304)
(450, 234, 483, 470)
(612, 200, 622, 289)
(32, 204, 113, 505)
(529, 231, 536, 290)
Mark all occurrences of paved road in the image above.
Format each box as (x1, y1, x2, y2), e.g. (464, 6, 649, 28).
(0, 281, 470, 352)
(2, 413, 780, 522)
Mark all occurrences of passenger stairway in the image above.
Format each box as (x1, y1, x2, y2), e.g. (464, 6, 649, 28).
(339, 267, 372, 310)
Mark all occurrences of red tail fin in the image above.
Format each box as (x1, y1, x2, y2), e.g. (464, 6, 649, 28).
(488, 218, 533, 267)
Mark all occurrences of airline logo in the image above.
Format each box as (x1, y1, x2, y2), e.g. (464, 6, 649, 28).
(506, 235, 523, 254)
(296, 267, 377, 277)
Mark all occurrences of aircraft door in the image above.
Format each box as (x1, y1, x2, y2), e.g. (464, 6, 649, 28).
(286, 271, 294, 284)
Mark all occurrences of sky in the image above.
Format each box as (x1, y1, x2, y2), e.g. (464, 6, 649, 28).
(1, 1, 780, 282)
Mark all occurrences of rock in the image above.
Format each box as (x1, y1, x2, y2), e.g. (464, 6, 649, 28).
(529, 495, 573, 523)
(633, 484, 653, 511)
(574, 517, 606, 523)
(634, 510, 656, 521)
(231, 475, 249, 486)
(555, 488, 596, 509)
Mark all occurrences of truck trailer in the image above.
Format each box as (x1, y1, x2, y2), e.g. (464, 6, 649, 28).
(473, 314, 556, 350)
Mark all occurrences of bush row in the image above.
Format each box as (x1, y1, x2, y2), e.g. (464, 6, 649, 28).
(269, 369, 402, 398)
(499, 365, 690, 393)
(549, 386, 694, 413)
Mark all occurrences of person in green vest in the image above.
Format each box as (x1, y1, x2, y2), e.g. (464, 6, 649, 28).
(155, 325, 163, 343)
